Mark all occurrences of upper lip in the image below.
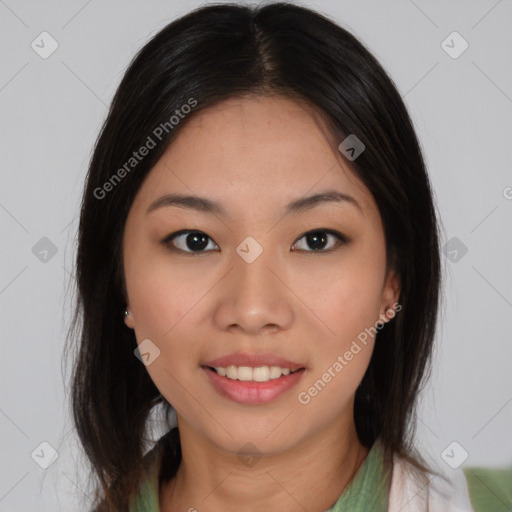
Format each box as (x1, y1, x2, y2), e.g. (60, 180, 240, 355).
(202, 352, 306, 371)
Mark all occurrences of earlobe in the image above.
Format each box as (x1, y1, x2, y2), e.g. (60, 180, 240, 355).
(384, 269, 401, 303)
(379, 269, 401, 321)
(123, 308, 134, 329)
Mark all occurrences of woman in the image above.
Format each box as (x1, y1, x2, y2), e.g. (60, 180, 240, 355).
(67, 2, 476, 511)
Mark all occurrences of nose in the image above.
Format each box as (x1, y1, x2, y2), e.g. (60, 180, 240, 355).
(212, 236, 295, 335)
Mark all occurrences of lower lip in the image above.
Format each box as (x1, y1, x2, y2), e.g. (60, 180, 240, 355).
(202, 366, 306, 404)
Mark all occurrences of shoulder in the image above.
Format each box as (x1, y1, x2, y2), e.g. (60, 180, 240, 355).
(462, 465, 512, 511)
(388, 454, 476, 512)
(92, 442, 165, 512)
(127, 443, 165, 511)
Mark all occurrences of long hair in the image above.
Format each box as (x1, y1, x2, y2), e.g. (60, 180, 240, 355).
(64, 2, 445, 510)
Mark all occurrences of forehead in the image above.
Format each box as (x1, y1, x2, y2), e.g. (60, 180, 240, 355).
(132, 95, 376, 217)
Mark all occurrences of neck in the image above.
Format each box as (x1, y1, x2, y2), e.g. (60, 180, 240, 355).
(159, 415, 369, 512)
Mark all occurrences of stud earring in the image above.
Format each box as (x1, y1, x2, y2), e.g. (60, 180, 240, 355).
(124, 309, 129, 318)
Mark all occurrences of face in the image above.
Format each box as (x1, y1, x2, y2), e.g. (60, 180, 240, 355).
(122, 94, 400, 456)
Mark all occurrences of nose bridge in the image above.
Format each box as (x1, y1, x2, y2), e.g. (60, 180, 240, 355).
(213, 232, 294, 333)
(233, 234, 277, 288)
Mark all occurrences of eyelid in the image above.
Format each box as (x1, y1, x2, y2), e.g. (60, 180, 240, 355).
(161, 228, 350, 254)
(292, 228, 349, 252)
(161, 229, 220, 253)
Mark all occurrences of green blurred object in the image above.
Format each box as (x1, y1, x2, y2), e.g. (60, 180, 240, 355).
(463, 466, 512, 512)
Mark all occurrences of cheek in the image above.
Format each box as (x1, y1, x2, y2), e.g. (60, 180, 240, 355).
(296, 329, 374, 426)
(297, 273, 379, 415)
(124, 240, 196, 339)
(125, 257, 202, 412)
(303, 259, 384, 343)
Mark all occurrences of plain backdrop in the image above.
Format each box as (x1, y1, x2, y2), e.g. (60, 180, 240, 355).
(1, 0, 511, 510)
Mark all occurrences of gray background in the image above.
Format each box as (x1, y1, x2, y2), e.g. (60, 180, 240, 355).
(1, 0, 511, 510)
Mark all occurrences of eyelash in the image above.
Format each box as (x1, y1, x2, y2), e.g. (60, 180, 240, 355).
(160, 228, 350, 255)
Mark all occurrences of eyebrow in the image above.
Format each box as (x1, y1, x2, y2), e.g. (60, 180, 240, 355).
(146, 189, 363, 217)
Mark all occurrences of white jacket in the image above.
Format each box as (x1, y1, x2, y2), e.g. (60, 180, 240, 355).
(388, 456, 475, 511)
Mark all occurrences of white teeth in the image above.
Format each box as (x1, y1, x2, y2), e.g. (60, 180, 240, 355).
(238, 366, 253, 381)
(211, 365, 300, 382)
(253, 366, 269, 382)
(269, 366, 282, 379)
(226, 365, 238, 379)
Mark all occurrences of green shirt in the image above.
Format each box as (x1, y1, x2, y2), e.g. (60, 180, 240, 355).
(463, 466, 512, 512)
(128, 436, 390, 512)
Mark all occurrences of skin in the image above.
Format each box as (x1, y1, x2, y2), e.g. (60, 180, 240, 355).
(122, 94, 400, 512)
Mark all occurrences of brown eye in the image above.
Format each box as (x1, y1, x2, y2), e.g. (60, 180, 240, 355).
(161, 228, 349, 255)
(291, 229, 348, 253)
(162, 230, 219, 254)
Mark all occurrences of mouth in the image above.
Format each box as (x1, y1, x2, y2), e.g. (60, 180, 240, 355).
(203, 364, 305, 382)
(201, 365, 306, 404)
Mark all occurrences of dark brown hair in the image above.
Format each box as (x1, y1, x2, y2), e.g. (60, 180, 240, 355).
(64, 2, 447, 510)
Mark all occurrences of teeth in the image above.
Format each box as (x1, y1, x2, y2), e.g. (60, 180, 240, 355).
(269, 366, 282, 379)
(253, 366, 269, 381)
(238, 366, 253, 381)
(212, 365, 300, 382)
(226, 365, 238, 379)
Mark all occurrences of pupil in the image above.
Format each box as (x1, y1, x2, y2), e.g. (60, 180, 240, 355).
(187, 232, 208, 251)
(184, 231, 328, 251)
(307, 231, 327, 250)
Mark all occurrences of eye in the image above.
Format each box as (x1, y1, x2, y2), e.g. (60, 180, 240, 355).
(161, 228, 349, 255)
(161, 230, 219, 254)
(291, 229, 348, 253)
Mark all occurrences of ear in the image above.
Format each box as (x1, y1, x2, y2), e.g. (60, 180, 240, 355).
(379, 269, 401, 323)
(124, 308, 135, 329)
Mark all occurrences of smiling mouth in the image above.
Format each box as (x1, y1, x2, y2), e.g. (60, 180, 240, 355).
(201, 364, 306, 404)
(203, 365, 305, 383)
